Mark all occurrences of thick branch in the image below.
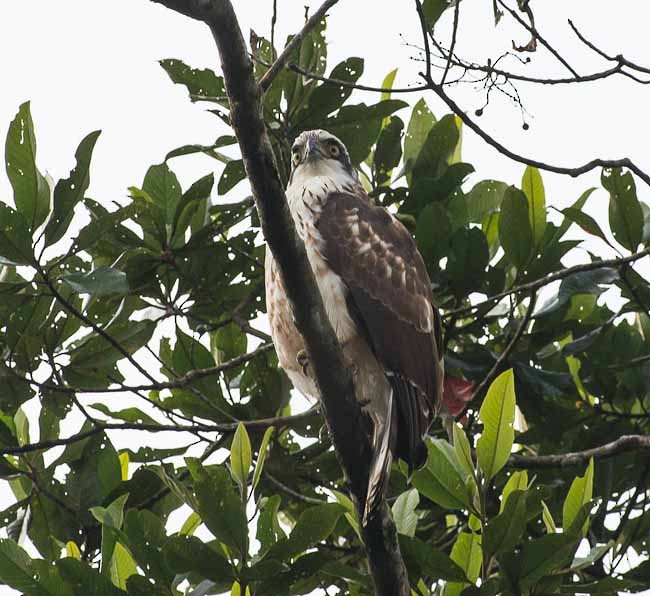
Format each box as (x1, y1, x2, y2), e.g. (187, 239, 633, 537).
(258, 0, 339, 92)
(509, 435, 650, 469)
(149, 1, 410, 593)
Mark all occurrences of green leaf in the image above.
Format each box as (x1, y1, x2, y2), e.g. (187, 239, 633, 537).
(500, 470, 528, 513)
(392, 488, 419, 537)
(483, 489, 527, 558)
(171, 173, 214, 247)
(602, 167, 643, 251)
(446, 227, 489, 293)
(452, 423, 474, 480)
(562, 458, 594, 537)
(252, 426, 274, 493)
(404, 98, 436, 185)
(62, 266, 129, 296)
(499, 186, 533, 269)
(562, 205, 616, 249)
(423, 0, 450, 29)
(521, 166, 546, 246)
(44, 130, 100, 245)
(143, 162, 182, 228)
(298, 57, 364, 125)
(325, 99, 407, 164)
(374, 116, 403, 185)
(399, 535, 468, 582)
(186, 459, 248, 557)
(257, 495, 285, 557)
(90, 493, 129, 576)
(380, 68, 398, 102)
(541, 500, 557, 534)
(464, 179, 508, 223)
(265, 503, 345, 561)
(476, 369, 516, 481)
(534, 268, 618, 317)
(162, 534, 234, 582)
(160, 58, 227, 105)
(5, 101, 50, 230)
(57, 558, 127, 596)
(0, 203, 34, 265)
(415, 202, 452, 265)
(0, 539, 41, 594)
(231, 422, 252, 493)
(412, 439, 469, 509)
(412, 114, 459, 182)
(445, 531, 482, 596)
(218, 159, 246, 195)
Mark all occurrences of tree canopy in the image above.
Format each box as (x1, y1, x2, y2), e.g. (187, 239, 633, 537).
(1, 1, 650, 595)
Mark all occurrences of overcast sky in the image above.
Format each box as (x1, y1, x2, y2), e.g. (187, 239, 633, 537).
(1, 1, 649, 594)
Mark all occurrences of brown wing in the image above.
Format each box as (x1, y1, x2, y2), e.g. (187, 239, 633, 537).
(316, 190, 444, 468)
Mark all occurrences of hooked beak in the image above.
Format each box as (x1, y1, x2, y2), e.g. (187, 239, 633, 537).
(304, 137, 322, 162)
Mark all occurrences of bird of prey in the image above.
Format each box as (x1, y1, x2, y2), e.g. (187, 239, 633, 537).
(265, 129, 444, 523)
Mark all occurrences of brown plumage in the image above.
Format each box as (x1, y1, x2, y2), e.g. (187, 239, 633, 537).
(265, 130, 444, 524)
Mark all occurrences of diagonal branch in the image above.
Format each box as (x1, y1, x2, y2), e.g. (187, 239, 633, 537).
(148, 1, 410, 594)
(444, 246, 650, 319)
(259, 0, 339, 92)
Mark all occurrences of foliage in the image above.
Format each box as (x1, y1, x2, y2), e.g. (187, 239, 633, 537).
(1, 11, 650, 596)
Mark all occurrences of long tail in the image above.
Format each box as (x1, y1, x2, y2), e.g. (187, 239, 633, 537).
(363, 388, 395, 526)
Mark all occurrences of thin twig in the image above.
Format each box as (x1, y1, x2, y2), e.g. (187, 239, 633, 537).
(440, 0, 460, 86)
(0, 410, 318, 456)
(497, 0, 579, 77)
(471, 291, 536, 400)
(443, 247, 650, 319)
(265, 471, 325, 504)
(259, 0, 339, 92)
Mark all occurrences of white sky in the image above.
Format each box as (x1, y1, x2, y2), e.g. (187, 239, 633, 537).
(1, 1, 649, 594)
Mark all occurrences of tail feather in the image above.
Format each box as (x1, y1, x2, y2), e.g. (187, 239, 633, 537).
(363, 389, 395, 526)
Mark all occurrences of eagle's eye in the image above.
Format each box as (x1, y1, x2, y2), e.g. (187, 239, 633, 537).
(329, 142, 341, 158)
(291, 148, 301, 167)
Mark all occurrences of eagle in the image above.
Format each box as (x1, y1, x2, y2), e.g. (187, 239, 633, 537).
(265, 129, 444, 523)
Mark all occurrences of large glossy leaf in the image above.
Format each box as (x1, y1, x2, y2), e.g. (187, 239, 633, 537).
(186, 459, 248, 557)
(445, 531, 482, 596)
(412, 439, 469, 510)
(399, 535, 468, 582)
(44, 130, 100, 245)
(325, 99, 407, 164)
(464, 179, 508, 223)
(602, 167, 643, 251)
(374, 116, 403, 185)
(521, 166, 546, 246)
(562, 458, 594, 536)
(62, 266, 129, 296)
(162, 534, 233, 582)
(230, 422, 252, 493)
(265, 503, 344, 561)
(160, 59, 227, 105)
(483, 489, 528, 557)
(5, 102, 50, 230)
(392, 489, 419, 537)
(499, 186, 533, 269)
(412, 114, 459, 182)
(0, 203, 34, 265)
(404, 98, 436, 184)
(476, 369, 516, 481)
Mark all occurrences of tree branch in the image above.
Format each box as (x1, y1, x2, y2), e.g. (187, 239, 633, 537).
(148, 1, 411, 593)
(0, 410, 317, 456)
(470, 291, 535, 400)
(509, 435, 650, 469)
(443, 246, 650, 319)
(258, 0, 339, 92)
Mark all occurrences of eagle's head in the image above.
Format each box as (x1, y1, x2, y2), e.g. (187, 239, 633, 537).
(289, 129, 357, 186)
